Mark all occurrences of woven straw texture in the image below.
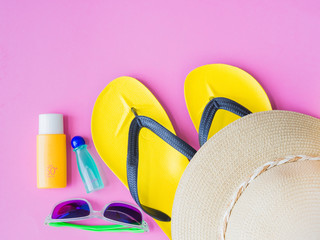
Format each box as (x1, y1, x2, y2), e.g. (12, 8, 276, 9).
(172, 111, 320, 240)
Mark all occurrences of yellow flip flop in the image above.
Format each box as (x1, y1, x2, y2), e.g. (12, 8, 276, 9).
(185, 64, 272, 146)
(91, 76, 196, 238)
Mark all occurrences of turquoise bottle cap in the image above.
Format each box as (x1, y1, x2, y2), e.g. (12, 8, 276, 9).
(71, 136, 86, 149)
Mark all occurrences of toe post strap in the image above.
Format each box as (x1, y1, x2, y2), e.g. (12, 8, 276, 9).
(199, 97, 252, 146)
(127, 112, 196, 221)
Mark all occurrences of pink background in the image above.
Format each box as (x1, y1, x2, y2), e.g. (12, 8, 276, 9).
(1, 1, 320, 239)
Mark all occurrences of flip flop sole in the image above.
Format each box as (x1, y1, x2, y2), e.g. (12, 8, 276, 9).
(91, 76, 189, 238)
(185, 64, 272, 139)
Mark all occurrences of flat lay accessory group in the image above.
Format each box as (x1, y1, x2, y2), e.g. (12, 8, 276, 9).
(37, 64, 320, 239)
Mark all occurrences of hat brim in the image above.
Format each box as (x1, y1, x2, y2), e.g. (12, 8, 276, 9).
(172, 110, 320, 239)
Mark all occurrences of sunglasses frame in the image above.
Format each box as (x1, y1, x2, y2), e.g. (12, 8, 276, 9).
(44, 198, 149, 232)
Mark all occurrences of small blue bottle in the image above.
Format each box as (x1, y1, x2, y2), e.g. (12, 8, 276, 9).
(71, 136, 104, 193)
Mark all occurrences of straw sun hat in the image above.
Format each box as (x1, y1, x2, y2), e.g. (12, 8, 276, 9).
(172, 110, 320, 240)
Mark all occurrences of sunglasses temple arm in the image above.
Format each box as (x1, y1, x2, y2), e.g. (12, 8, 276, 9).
(48, 222, 145, 232)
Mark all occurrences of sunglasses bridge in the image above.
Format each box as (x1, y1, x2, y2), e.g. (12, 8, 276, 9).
(91, 210, 103, 217)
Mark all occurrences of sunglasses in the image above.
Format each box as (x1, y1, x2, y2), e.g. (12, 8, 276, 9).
(45, 198, 149, 232)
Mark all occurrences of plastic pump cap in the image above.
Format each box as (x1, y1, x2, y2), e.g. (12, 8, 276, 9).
(71, 136, 86, 149)
(39, 114, 64, 134)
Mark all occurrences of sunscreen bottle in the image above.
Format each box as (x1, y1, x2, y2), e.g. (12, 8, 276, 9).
(37, 114, 67, 188)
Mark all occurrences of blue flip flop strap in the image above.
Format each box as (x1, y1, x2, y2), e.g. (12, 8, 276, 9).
(127, 115, 196, 222)
(199, 97, 252, 146)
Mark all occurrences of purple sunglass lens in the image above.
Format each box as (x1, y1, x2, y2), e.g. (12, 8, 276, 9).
(51, 200, 90, 219)
(103, 203, 142, 225)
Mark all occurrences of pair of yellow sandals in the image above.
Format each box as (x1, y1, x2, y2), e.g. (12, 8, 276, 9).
(91, 64, 272, 238)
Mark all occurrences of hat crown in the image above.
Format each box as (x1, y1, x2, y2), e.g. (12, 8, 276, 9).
(226, 159, 320, 239)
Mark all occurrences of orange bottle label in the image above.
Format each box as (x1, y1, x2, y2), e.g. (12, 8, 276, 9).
(37, 134, 67, 188)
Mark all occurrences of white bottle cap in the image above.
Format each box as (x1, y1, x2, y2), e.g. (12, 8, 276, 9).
(39, 114, 64, 134)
